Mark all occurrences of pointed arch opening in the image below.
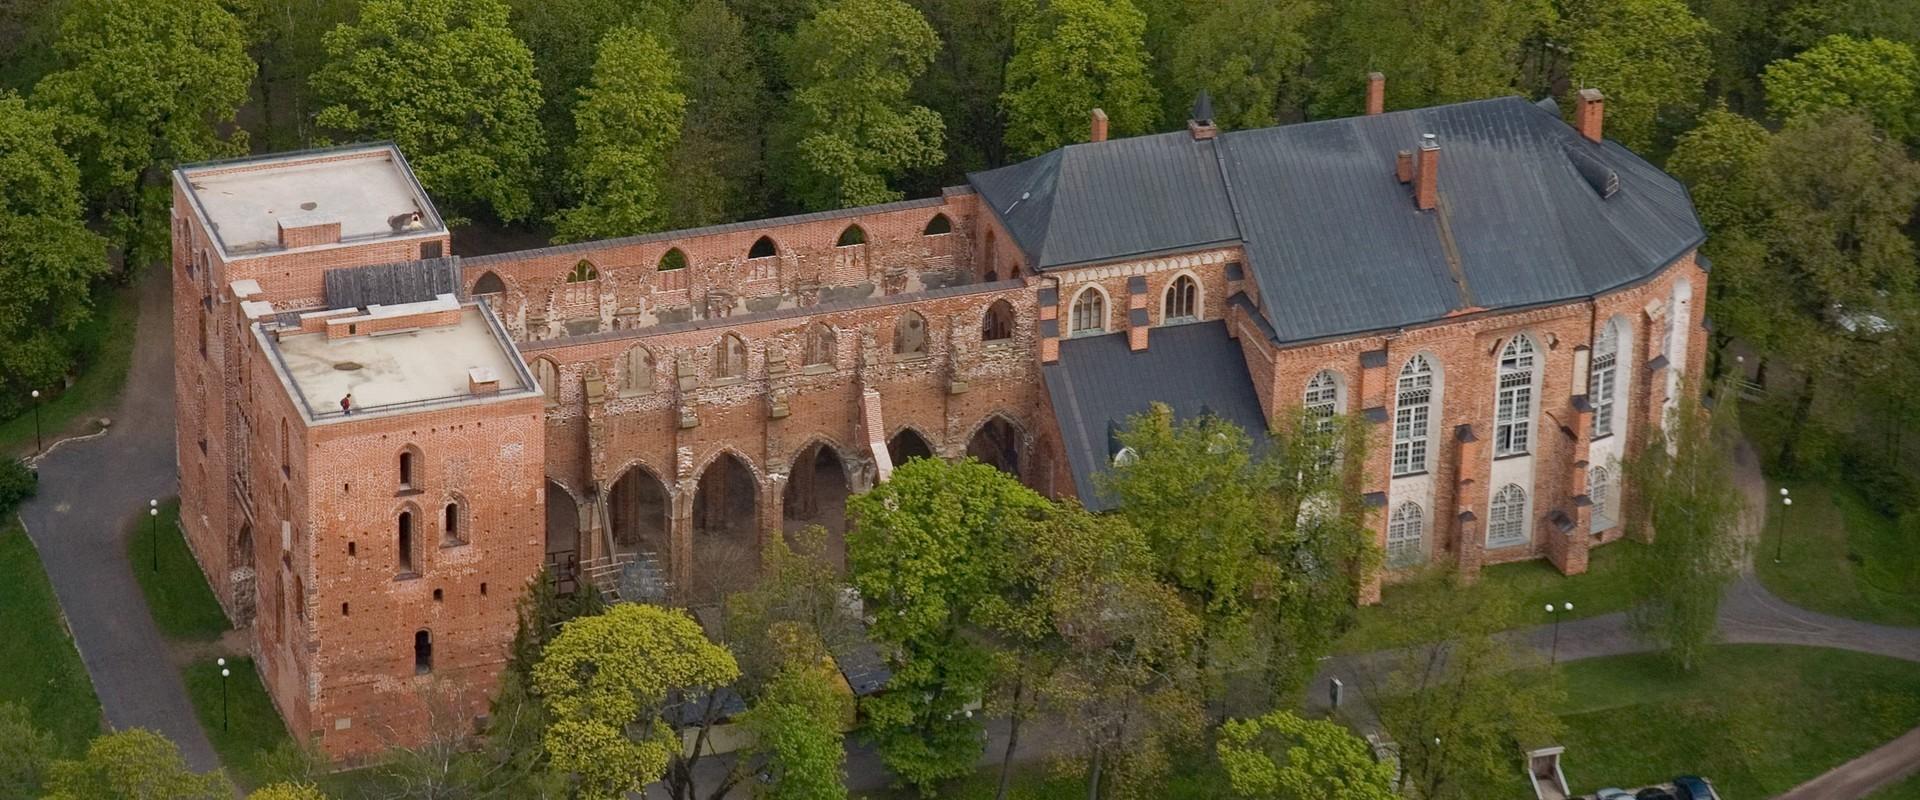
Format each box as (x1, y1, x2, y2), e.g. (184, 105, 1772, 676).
(1387, 501, 1426, 569)
(835, 225, 866, 247)
(748, 236, 778, 259)
(923, 213, 952, 235)
(609, 464, 670, 587)
(982, 299, 1015, 342)
(658, 248, 687, 271)
(472, 271, 505, 296)
(1068, 287, 1107, 336)
(414, 629, 433, 674)
(1488, 483, 1530, 549)
(803, 323, 836, 368)
(544, 480, 581, 594)
(893, 311, 928, 356)
(715, 333, 748, 379)
(692, 452, 760, 602)
(566, 260, 599, 283)
(1393, 355, 1437, 476)
(396, 509, 417, 574)
(533, 357, 560, 405)
(1589, 464, 1618, 533)
(1495, 335, 1539, 457)
(783, 441, 851, 570)
(620, 346, 654, 394)
(1162, 274, 1199, 322)
(887, 428, 936, 465)
(966, 416, 1023, 478)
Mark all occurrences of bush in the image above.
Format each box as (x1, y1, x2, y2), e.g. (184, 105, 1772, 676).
(0, 459, 36, 517)
(1838, 447, 1916, 517)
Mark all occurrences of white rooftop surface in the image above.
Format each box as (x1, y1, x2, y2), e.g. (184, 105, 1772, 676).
(269, 306, 530, 420)
(182, 148, 440, 255)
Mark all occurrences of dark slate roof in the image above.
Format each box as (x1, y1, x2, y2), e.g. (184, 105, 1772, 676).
(1042, 322, 1268, 511)
(969, 132, 1240, 270)
(322, 257, 462, 309)
(969, 96, 1705, 344)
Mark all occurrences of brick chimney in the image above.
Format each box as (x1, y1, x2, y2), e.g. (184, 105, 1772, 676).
(1576, 88, 1605, 143)
(1366, 72, 1385, 115)
(1396, 150, 1414, 183)
(1090, 108, 1109, 143)
(1415, 134, 1440, 211)
(1188, 90, 1218, 141)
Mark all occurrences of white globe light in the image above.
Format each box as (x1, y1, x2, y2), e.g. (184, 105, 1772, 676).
(221, 669, 230, 678)
(1545, 604, 1554, 613)
(1564, 602, 1573, 611)
(150, 499, 159, 508)
(217, 658, 226, 667)
(1784, 498, 1792, 506)
(1780, 487, 1789, 497)
(31, 390, 39, 399)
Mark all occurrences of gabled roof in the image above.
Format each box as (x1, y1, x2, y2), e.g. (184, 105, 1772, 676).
(1042, 322, 1269, 511)
(969, 96, 1706, 344)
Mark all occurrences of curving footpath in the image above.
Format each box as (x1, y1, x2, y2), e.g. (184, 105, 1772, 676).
(14, 267, 220, 771)
(1308, 440, 1920, 799)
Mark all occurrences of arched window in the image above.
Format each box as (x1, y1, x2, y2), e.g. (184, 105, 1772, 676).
(1163, 274, 1198, 322)
(472, 271, 505, 296)
(1487, 484, 1529, 548)
(803, 324, 835, 367)
(715, 333, 747, 378)
(982, 299, 1015, 342)
(414, 630, 432, 674)
(621, 346, 654, 393)
(893, 311, 928, 356)
(923, 214, 952, 235)
(748, 236, 777, 259)
(443, 500, 464, 545)
(397, 511, 416, 573)
(1068, 288, 1106, 336)
(398, 448, 416, 489)
(836, 225, 866, 246)
(1591, 321, 1620, 439)
(1304, 370, 1341, 419)
(533, 358, 560, 405)
(1393, 356, 1435, 475)
(1494, 335, 1538, 457)
(1387, 502, 1425, 568)
(1589, 465, 1617, 532)
(566, 260, 599, 283)
(658, 248, 687, 271)
(280, 419, 290, 477)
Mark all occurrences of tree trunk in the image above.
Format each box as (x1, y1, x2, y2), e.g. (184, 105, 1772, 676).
(1085, 747, 1103, 800)
(995, 680, 1024, 800)
(1779, 375, 1818, 474)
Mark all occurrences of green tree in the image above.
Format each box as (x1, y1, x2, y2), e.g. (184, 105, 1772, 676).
(0, 702, 55, 798)
(667, 0, 771, 226)
(726, 526, 859, 688)
(31, 0, 253, 268)
(908, 0, 1015, 175)
(247, 783, 330, 800)
(0, 91, 110, 419)
(551, 27, 685, 243)
(847, 458, 1050, 794)
(1312, 0, 1554, 118)
(1624, 386, 1747, 671)
(1000, 0, 1160, 157)
(508, 0, 677, 139)
(230, 0, 359, 150)
(1364, 583, 1562, 800)
(1561, 0, 1713, 152)
(43, 729, 234, 800)
(532, 604, 740, 800)
(1664, 107, 1773, 374)
(776, 0, 945, 210)
(1762, 34, 1920, 141)
(312, 0, 546, 223)
(737, 627, 852, 800)
(1216, 710, 1397, 800)
(1168, 0, 1322, 129)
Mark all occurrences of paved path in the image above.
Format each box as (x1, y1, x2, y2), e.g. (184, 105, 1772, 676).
(15, 267, 220, 771)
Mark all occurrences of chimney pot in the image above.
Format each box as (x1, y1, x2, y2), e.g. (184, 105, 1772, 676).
(1396, 150, 1414, 183)
(1366, 72, 1386, 116)
(1089, 108, 1109, 143)
(1576, 88, 1605, 143)
(1415, 135, 1440, 211)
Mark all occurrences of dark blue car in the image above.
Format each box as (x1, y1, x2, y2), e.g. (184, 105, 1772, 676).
(1672, 776, 1718, 800)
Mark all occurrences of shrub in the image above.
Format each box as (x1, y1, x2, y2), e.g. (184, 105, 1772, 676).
(0, 459, 36, 517)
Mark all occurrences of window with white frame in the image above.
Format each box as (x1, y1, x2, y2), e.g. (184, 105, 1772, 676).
(1163, 275, 1198, 322)
(1494, 335, 1537, 457)
(1591, 322, 1619, 438)
(1589, 464, 1616, 532)
(1487, 483, 1529, 548)
(1069, 288, 1106, 336)
(1387, 501, 1425, 568)
(1393, 355, 1435, 475)
(1305, 371, 1340, 420)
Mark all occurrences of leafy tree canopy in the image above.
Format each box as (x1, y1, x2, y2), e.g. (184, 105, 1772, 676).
(1168, 0, 1321, 130)
(246, 783, 330, 800)
(1762, 34, 1920, 141)
(1562, 0, 1714, 151)
(1312, 0, 1554, 118)
(1217, 710, 1397, 800)
(42, 729, 235, 800)
(1001, 0, 1160, 157)
(551, 26, 685, 243)
(0, 702, 55, 799)
(313, 0, 547, 223)
(667, 0, 771, 226)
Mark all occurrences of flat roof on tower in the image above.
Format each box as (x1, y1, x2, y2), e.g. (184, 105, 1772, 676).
(176, 143, 445, 259)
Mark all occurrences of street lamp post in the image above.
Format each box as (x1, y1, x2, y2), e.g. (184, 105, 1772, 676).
(1547, 602, 1573, 666)
(1774, 487, 1791, 563)
(30, 389, 41, 455)
(148, 501, 159, 573)
(217, 658, 229, 731)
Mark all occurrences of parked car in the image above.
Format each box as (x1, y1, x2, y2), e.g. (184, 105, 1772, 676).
(1672, 776, 1718, 800)
(1635, 789, 1676, 800)
(1595, 790, 1635, 800)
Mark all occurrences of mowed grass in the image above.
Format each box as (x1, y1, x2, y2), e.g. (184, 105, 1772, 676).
(1869, 772, 1920, 800)
(1557, 645, 1920, 798)
(1754, 477, 1920, 627)
(855, 748, 1231, 800)
(0, 280, 139, 458)
(184, 656, 293, 790)
(1337, 540, 1638, 654)
(126, 498, 231, 640)
(0, 522, 103, 754)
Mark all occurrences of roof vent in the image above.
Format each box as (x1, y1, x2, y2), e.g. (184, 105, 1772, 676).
(1567, 148, 1620, 199)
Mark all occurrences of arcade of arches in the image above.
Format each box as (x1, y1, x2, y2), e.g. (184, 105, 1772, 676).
(541, 414, 1038, 606)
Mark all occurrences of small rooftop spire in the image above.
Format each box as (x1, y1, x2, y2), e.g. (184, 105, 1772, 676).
(1191, 89, 1214, 125)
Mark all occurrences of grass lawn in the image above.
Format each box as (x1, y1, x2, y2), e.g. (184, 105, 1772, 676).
(0, 522, 103, 754)
(1337, 540, 1637, 654)
(1870, 773, 1920, 800)
(184, 656, 293, 790)
(855, 748, 1230, 800)
(1754, 477, 1920, 627)
(126, 498, 231, 640)
(0, 280, 140, 458)
(1557, 645, 1920, 798)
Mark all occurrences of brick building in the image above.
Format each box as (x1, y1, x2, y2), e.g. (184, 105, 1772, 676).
(172, 84, 1705, 758)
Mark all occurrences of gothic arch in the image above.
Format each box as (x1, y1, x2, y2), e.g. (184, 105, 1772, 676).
(964, 413, 1026, 478)
(691, 450, 761, 602)
(608, 461, 671, 575)
(544, 479, 582, 592)
(748, 236, 779, 259)
(887, 426, 937, 465)
(783, 438, 855, 571)
(471, 271, 506, 296)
